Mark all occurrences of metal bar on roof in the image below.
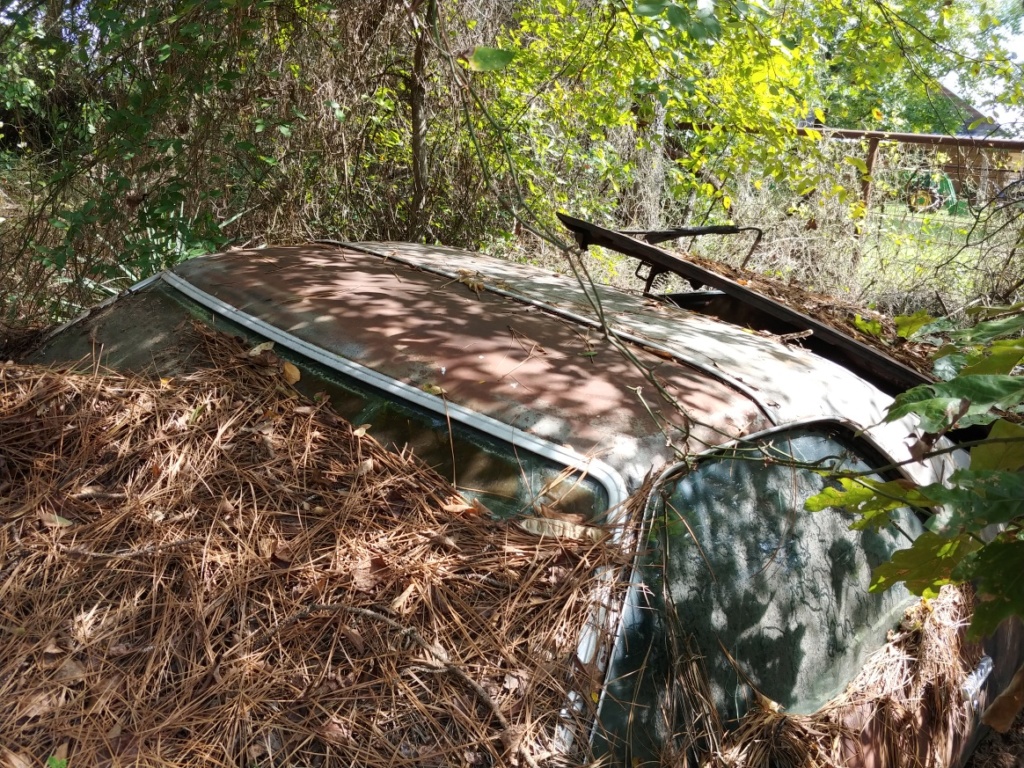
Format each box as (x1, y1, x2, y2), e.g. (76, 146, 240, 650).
(676, 121, 1024, 151)
(557, 213, 933, 395)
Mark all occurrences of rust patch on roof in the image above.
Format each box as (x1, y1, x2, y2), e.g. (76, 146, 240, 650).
(174, 245, 769, 475)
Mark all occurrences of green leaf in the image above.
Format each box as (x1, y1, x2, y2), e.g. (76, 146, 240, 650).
(894, 309, 934, 340)
(961, 338, 1024, 376)
(921, 470, 1024, 529)
(634, 1, 669, 16)
(805, 477, 928, 529)
(952, 539, 1024, 638)
(951, 312, 1024, 344)
(844, 155, 868, 174)
(887, 375, 1024, 432)
(853, 314, 883, 338)
(465, 46, 516, 72)
(933, 352, 967, 381)
(665, 3, 689, 27)
(970, 419, 1024, 472)
(870, 531, 979, 597)
(966, 302, 1024, 320)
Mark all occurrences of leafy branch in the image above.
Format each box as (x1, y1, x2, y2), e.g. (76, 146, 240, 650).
(806, 307, 1024, 639)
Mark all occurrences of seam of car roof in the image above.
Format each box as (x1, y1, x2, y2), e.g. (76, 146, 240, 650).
(322, 239, 779, 426)
(158, 270, 631, 514)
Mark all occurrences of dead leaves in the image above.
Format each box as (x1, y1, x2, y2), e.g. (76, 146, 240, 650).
(441, 497, 491, 517)
(984, 663, 1024, 732)
(456, 269, 486, 296)
(351, 554, 390, 593)
(281, 361, 301, 385)
(246, 340, 301, 385)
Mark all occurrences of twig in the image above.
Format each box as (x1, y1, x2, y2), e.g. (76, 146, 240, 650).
(59, 537, 202, 559)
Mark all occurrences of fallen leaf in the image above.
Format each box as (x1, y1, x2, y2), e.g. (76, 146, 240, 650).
(0, 749, 33, 768)
(391, 582, 417, 614)
(339, 625, 366, 652)
(247, 741, 268, 761)
(273, 539, 295, 564)
(321, 718, 354, 744)
(281, 361, 301, 385)
(352, 423, 372, 437)
(351, 555, 388, 592)
(249, 341, 275, 356)
(42, 641, 63, 657)
(38, 511, 73, 527)
(20, 690, 56, 719)
(456, 269, 486, 295)
(442, 500, 476, 515)
(517, 516, 602, 542)
(55, 658, 86, 681)
(307, 573, 330, 599)
(907, 433, 938, 463)
(983, 663, 1024, 732)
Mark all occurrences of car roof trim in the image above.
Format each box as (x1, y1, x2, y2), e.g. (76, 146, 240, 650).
(158, 270, 630, 512)
(320, 240, 779, 426)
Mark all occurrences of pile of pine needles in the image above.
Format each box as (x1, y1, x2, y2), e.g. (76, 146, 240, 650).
(0, 326, 627, 767)
(704, 585, 979, 768)
(0, 321, 984, 768)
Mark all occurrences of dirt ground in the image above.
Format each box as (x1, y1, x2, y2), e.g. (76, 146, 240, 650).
(966, 712, 1024, 767)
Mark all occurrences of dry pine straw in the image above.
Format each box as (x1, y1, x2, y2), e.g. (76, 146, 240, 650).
(670, 249, 937, 378)
(0, 326, 631, 768)
(700, 585, 981, 768)
(0, 324, 983, 768)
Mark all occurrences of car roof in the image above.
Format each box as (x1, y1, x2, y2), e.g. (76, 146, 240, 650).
(165, 242, 950, 488)
(26, 241, 952, 492)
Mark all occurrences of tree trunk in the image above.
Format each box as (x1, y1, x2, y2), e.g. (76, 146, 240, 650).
(409, 28, 429, 241)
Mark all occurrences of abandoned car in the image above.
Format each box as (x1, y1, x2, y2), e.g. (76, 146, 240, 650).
(20, 215, 1022, 767)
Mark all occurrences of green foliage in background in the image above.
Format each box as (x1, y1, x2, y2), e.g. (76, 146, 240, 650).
(0, 0, 1021, 321)
(807, 307, 1024, 638)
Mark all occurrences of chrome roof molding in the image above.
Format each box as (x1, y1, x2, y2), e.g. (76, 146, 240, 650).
(159, 270, 630, 514)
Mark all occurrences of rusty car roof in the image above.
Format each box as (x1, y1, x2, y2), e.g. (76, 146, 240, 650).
(167, 241, 952, 486)
(28, 241, 952, 490)
(164, 244, 767, 489)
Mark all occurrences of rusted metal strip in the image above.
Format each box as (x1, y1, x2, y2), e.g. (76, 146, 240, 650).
(557, 213, 933, 394)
